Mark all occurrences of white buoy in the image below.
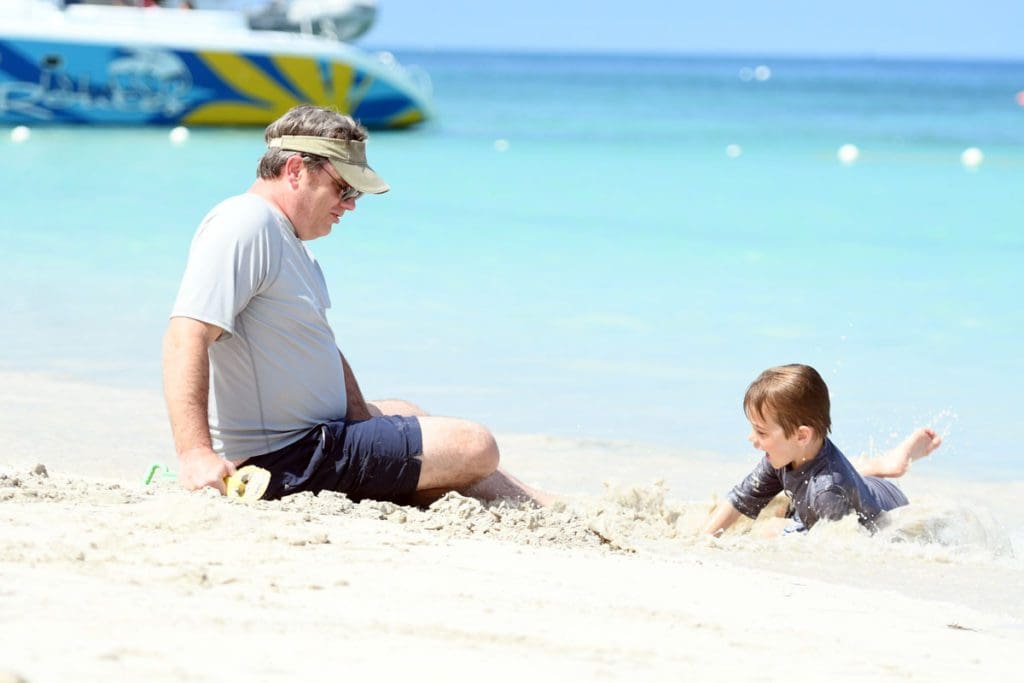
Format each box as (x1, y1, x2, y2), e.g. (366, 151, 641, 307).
(960, 147, 983, 170)
(169, 126, 190, 145)
(493, 138, 509, 153)
(725, 144, 742, 159)
(10, 126, 30, 143)
(837, 143, 860, 165)
(754, 65, 772, 81)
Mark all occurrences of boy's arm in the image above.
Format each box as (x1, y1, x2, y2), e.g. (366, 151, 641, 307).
(704, 458, 785, 537)
(702, 501, 743, 537)
(806, 487, 854, 529)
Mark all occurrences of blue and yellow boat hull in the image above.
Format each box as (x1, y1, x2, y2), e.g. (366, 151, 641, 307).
(0, 36, 431, 129)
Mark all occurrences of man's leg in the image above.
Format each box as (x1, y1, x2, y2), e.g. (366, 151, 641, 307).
(412, 416, 554, 507)
(366, 400, 554, 505)
(854, 427, 943, 478)
(368, 399, 427, 417)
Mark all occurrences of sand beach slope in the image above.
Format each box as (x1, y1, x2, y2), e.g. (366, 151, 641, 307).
(1, 372, 1020, 681)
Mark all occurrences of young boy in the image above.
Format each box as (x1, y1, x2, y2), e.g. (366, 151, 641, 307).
(703, 364, 942, 536)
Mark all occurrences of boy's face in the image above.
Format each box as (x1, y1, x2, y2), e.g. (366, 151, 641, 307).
(746, 409, 806, 470)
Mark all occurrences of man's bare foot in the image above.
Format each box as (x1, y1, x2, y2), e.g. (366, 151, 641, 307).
(461, 468, 559, 507)
(857, 428, 942, 478)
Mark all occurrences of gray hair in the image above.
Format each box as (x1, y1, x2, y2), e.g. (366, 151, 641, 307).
(256, 105, 368, 179)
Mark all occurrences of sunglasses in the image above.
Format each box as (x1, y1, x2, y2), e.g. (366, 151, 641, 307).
(319, 163, 363, 202)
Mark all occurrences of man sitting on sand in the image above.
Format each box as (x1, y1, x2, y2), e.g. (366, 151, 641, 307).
(703, 364, 941, 536)
(163, 105, 546, 505)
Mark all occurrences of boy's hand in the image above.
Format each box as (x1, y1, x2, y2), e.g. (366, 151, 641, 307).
(702, 501, 742, 537)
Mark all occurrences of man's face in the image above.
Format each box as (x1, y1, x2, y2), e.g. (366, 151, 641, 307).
(746, 409, 803, 469)
(292, 162, 358, 240)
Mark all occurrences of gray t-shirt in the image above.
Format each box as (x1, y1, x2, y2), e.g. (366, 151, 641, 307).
(171, 193, 347, 461)
(727, 438, 909, 532)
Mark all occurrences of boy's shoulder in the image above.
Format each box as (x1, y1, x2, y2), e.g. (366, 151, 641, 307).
(807, 439, 856, 475)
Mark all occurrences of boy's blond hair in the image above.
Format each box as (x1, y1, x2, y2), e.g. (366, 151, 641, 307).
(743, 364, 831, 439)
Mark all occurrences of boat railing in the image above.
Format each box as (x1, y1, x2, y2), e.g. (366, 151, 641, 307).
(62, 3, 248, 32)
(246, 1, 376, 43)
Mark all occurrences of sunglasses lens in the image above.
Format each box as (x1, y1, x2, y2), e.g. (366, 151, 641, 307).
(323, 164, 361, 201)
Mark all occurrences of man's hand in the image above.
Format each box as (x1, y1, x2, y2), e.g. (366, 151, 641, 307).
(178, 446, 236, 495)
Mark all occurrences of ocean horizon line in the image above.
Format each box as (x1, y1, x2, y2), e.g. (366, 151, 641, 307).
(363, 45, 1024, 67)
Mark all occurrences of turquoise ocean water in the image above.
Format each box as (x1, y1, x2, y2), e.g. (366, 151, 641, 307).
(2, 52, 1022, 478)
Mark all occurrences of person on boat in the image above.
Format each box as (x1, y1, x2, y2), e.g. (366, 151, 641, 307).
(163, 105, 550, 505)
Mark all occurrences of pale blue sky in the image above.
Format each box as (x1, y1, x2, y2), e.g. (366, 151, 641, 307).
(362, 1, 1024, 60)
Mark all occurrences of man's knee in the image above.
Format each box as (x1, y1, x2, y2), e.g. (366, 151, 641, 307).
(454, 421, 499, 479)
(443, 419, 499, 477)
(418, 417, 500, 490)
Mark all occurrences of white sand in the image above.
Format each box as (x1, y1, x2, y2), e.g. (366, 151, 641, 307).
(1, 371, 1021, 681)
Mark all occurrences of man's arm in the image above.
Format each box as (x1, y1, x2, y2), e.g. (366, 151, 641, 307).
(702, 501, 743, 537)
(339, 350, 372, 422)
(162, 317, 235, 493)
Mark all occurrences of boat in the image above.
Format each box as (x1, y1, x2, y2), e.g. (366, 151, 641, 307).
(0, 0, 432, 128)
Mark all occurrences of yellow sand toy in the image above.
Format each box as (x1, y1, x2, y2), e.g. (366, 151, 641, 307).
(224, 465, 272, 501)
(144, 463, 271, 502)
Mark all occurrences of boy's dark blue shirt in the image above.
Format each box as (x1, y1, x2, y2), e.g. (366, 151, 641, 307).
(727, 438, 908, 532)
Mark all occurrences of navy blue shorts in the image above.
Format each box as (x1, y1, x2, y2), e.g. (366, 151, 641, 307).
(864, 476, 909, 511)
(250, 416, 423, 503)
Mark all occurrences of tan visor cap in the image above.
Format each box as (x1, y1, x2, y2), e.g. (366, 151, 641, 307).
(268, 135, 389, 194)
